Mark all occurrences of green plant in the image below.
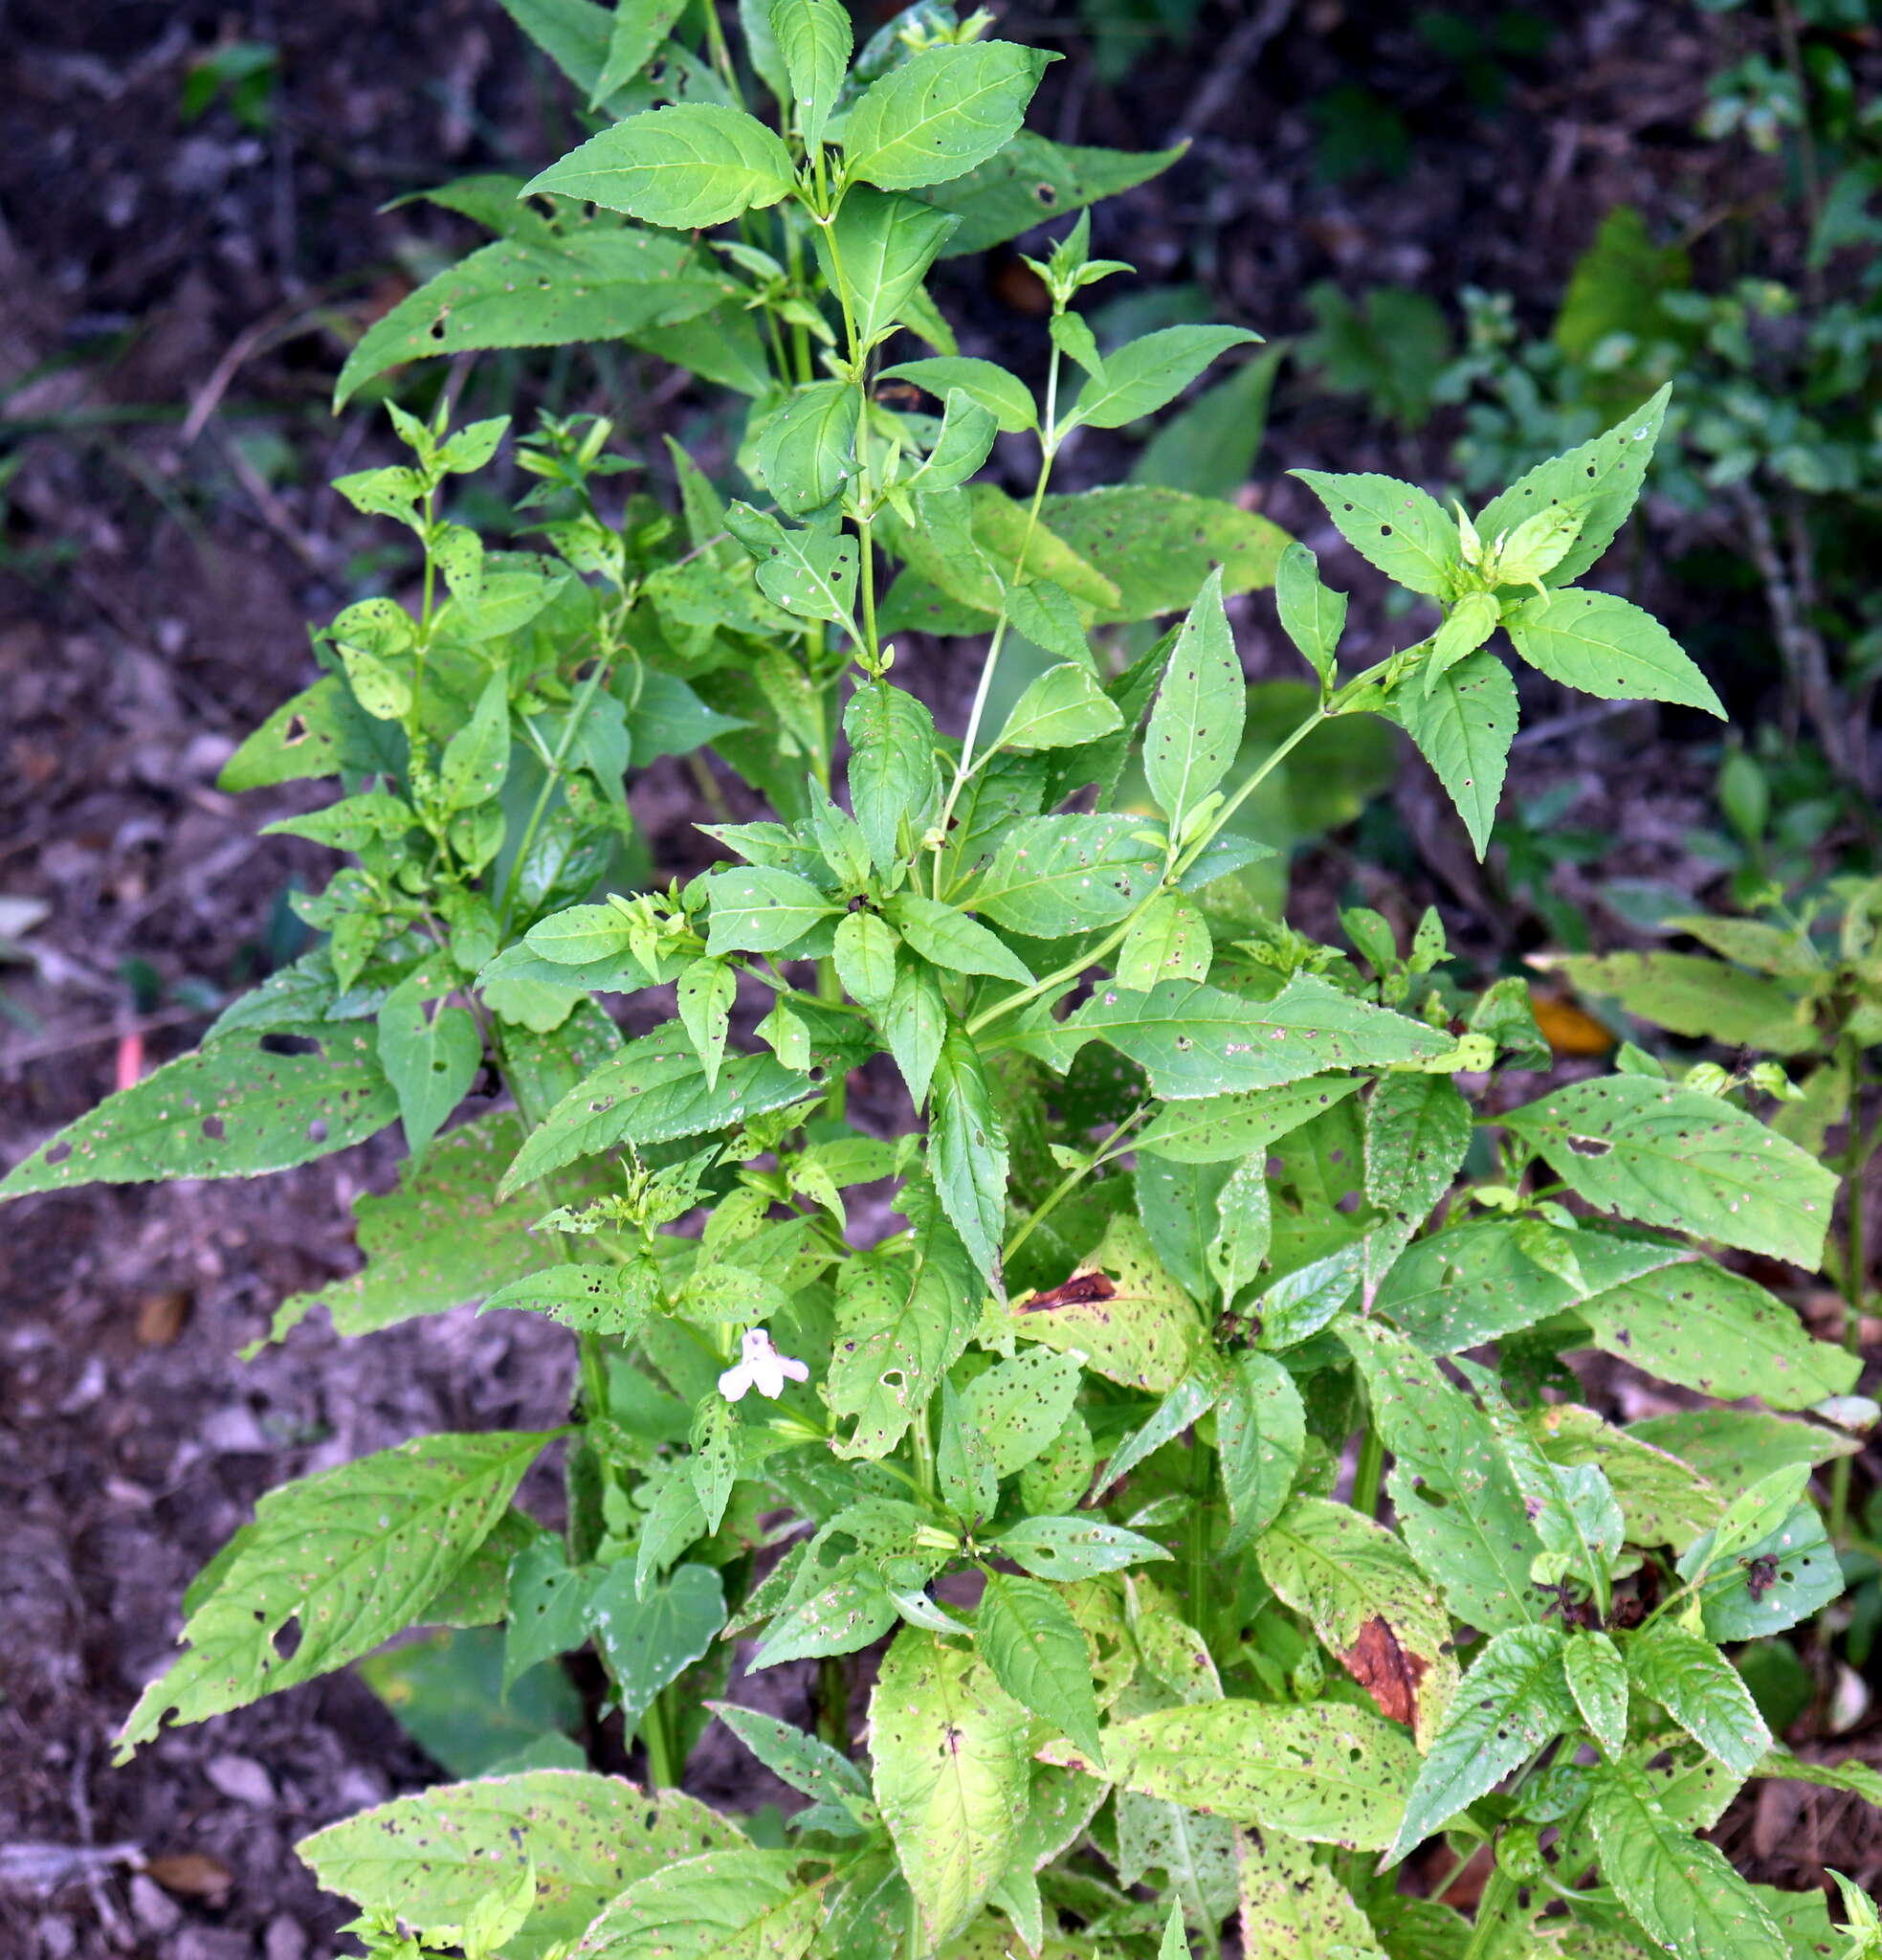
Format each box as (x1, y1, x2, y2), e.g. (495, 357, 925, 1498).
(7, 4, 1880, 1957)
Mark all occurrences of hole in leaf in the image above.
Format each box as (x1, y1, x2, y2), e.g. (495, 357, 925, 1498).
(202, 1116, 226, 1143)
(260, 1033, 321, 1058)
(272, 1616, 303, 1659)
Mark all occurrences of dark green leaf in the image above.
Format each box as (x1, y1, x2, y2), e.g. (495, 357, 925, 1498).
(1291, 471, 1460, 598)
(1507, 590, 1724, 718)
(841, 42, 1052, 191)
(1388, 647, 1517, 859)
(524, 103, 797, 228)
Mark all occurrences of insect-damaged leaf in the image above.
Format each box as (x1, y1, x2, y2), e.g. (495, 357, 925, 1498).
(119, 1432, 555, 1756)
(1, 1026, 398, 1198)
(1237, 1830, 1384, 1958)
(297, 1771, 745, 1952)
(1008, 1214, 1204, 1392)
(871, 1628, 1031, 1949)
(1500, 1076, 1838, 1269)
(1046, 1698, 1418, 1851)
(574, 1847, 826, 1957)
(1255, 1496, 1457, 1746)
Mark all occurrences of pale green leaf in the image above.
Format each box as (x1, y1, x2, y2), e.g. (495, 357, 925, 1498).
(1217, 1349, 1305, 1550)
(1135, 1075, 1360, 1164)
(1291, 471, 1461, 598)
(770, 0, 851, 146)
(575, 1848, 823, 1957)
(1144, 568, 1244, 830)
(929, 1028, 1008, 1282)
(1564, 1630, 1631, 1757)
(1040, 485, 1289, 623)
(844, 682, 939, 871)
(1069, 326, 1262, 432)
(879, 355, 1036, 432)
(755, 380, 860, 515)
(1388, 646, 1517, 859)
(524, 103, 797, 228)
(993, 662, 1122, 751)
(1549, 951, 1815, 1055)
(1274, 542, 1347, 687)
(1009, 1214, 1202, 1393)
(1507, 590, 1724, 717)
(841, 42, 1052, 192)
(977, 1571, 1104, 1763)
(885, 894, 1033, 984)
(970, 813, 1162, 939)
(705, 865, 840, 954)
(1627, 1623, 1770, 1777)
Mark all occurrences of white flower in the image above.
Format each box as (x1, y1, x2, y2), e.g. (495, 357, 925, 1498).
(718, 1326, 809, 1403)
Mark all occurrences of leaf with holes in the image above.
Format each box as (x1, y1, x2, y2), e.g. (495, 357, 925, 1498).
(1292, 471, 1461, 599)
(574, 1848, 825, 1957)
(2, 1026, 398, 1198)
(1386, 646, 1517, 859)
(118, 1431, 554, 1757)
(976, 1571, 1105, 1764)
(1500, 1076, 1838, 1268)
(1008, 1214, 1203, 1393)
(841, 42, 1052, 192)
(1507, 590, 1724, 718)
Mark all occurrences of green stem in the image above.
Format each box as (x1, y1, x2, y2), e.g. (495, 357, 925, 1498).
(642, 1693, 676, 1790)
(497, 654, 614, 933)
(1828, 1034, 1873, 1542)
(1001, 1104, 1149, 1264)
(816, 1655, 850, 1751)
(1463, 1869, 1522, 1960)
(1351, 1416, 1386, 1524)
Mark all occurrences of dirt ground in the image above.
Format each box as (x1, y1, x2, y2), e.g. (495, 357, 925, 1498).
(2, 1, 1877, 1953)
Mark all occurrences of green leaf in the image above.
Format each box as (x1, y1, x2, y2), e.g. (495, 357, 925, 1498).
(1564, 1630, 1631, 1757)
(829, 1199, 977, 1457)
(1499, 1076, 1838, 1268)
(937, 1376, 1000, 1524)
(1474, 385, 1670, 589)
(1144, 568, 1244, 831)
(971, 814, 1162, 938)
(333, 228, 731, 404)
(879, 356, 1037, 433)
(1549, 951, 1815, 1056)
(905, 388, 998, 493)
(1256, 1495, 1457, 1746)
(587, 1562, 726, 1740)
(1586, 1761, 1786, 1960)
(1, 1025, 396, 1198)
(1116, 892, 1211, 991)
(961, 1348, 1081, 1477)
(1574, 1256, 1858, 1409)
(769, 0, 850, 147)
(833, 909, 900, 1012)
(1217, 1349, 1306, 1551)
(1388, 646, 1517, 859)
(723, 501, 860, 625)
(626, 670, 750, 760)
(1009, 1214, 1202, 1393)
(1068, 326, 1262, 431)
(1074, 973, 1450, 1100)
(871, 1627, 1031, 1949)
(1133, 342, 1285, 503)
(1040, 485, 1289, 623)
(219, 677, 359, 788)
(816, 187, 958, 346)
(1061, 1698, 1418, 1850)
(706, 865, 840, 954)
(1627, 1410, 1859, 1499)
(885, 895, 1033, 985)
(1532, 1405, 1724, 1554)
(675, 957, 736, 1090)
(1134, 1153, 1231, 1303)
(992, 663, 1122, 751)
(1627, 1623, 1770, 1777)
(118, 1432, 552, 1756)
(1507, 590, 1724, 718)
(886, 959, 947, 1105)
(840, 42, 1052, 191)
(297, 1771, 743, 1954)
(844, 682, 939, 871)
(591, 0, 688, 101)
(499, 1028, 816, 1192)
(755, 380, 861, 516)
(1363, 1073, 1472, 1276)
(576, 1848, 825, 1958)
(712, 1703, 873, 1815)
(1341, 1319, 1546, 1631)
(977, 1571, 1105, 1763)
(524, 103, 797, 228)
(1275, 542, 1347, 687)
(1384, 1626, 1573, 1865)
(376, 969, 483, 1161)
(914, 131, 1182, 256)
(1135, 1076, 1360, 1165)
(1291, 471, 1461, 598)
(993, 1515, 1171, 1581)
(1683, 1503, 1843, 1640)
(496, 0, 615, 94)
(503, 1537, 596, 1689)
(930, 1028, 1008, 1283)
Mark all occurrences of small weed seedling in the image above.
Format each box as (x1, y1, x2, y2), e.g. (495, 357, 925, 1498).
(7, 3, 1879, 1955)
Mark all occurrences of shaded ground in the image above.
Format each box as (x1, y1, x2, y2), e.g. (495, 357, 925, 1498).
(1, 0, 1876, 1951)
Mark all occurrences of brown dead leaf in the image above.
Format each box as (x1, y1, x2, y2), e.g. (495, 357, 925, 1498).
(1530, 991, 1615, 1058)
(144, 1852, 233, 1904)
(1340, 1615, 1425, 1728)
(135, 1289, 192, 1347)
(1018, 1271, 1118, 1313)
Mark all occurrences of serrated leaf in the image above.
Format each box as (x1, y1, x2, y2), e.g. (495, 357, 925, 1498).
(844, 682, 938, 871)
(1256, 1496, 1457, 1746)
(1500, 1076, 1838, 1268)
(1238, 1830, 1384, 1958)
(1342, 1319, 1546, 1631)
(1052, 1698, 1418, 1850)
(871, 1628, 1031, 1949)
(977, 1571, 1105, 1763)
(297, 1771, 743, 1953)
(993, 662, 1122, 751)
(1474, 384, 1670, 589)
(962, 1348, 1082, 1477)
(723, 501, 859, 625)
(1, 1025, 396, 1198)
(755, 380, 861, 515)
(1009, 1214, 1202, 1393)
(815, 186, 958, 347)
(119, 1432, 553, 1756)
(675, 957, 736, 1090)
(586, 1562, 726, 1742)
(1144, 568, 1244, 831)
(1068, 326, 1262, 431)
(1135, 1075, 1360, 1164)
(880, 355, 1037, 432)
(1040, 485, 1289, 623)
(705, 865, 840, 954)
(1292, 471, 1460, 598)
(1388, 646, 1517, 858)
(574, 1847, 824, 1957)
(1275, 541, 1347, 687)
(929, 1028, 1008, 1283)
(1586, 1761, 1785, 1960)
(525, 103, 796, 228)
(770, 0, 851, 147)
(1217, 1349, 1306, 1550)
(377, 973, 483, 1161)
(970, 813, 1163, 938)
(591, 0, 688, 101)
(1549, 951, 1815, 1056)
(334, 228, 730, 404)
(1073, 972, 1450, 1100)
(1363, 1073, 1472, 1271)
(1627, 1623, 1770, 1776)
(1384, 1627, 1573, 1864)
(993, 1516, 1170, 1581)
(885, 895, 1032, 985)
(915, 131, 1181, 256)
(841, 42, 1052, 192)
(1507, 590, 1724, 717)
(886, 958, 947, 1106)
(1565, 1630, 1631, 1757)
